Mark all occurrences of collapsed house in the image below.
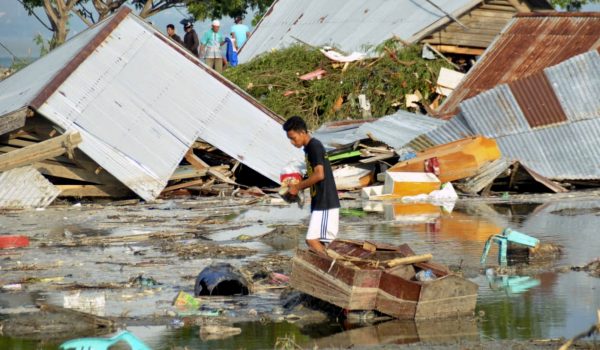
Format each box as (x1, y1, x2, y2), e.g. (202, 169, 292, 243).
(0, 7, 303, 207)
(436, 12, 600, 119)
(420, 12, 600, 181)
(238, 0, 552, 64)
(430, 49, 600, 181)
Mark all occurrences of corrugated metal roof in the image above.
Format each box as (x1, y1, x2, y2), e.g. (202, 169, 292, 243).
(238, 0, 479, 64)
(437, 12, 600, 119)
(0, 166, 60, 209)
(457, 50, 600, 180)
(355, 110, 445, 150)
(0, 7, 303, 200)
(423, 112, 473, 148)
(313, 110, 444, 151)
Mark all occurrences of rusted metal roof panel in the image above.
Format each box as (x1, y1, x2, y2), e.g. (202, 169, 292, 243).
(437, 13, 600, 119)
(545, 50, 600, 122)
(238, 0, 479, 64)
(509, 73, 567, 128)
(0, 166, 60, 209)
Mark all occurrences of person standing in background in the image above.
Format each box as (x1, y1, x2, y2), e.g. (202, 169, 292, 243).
(183, 22, 199, 56)
(230, 16, 251, 49)
(200, 20, 225, 73)
(166, 24, 183, 45)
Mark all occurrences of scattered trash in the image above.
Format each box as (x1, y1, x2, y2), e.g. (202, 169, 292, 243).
(320, 49, 366, 63)
(415, 269, 436, 282)
(333, 164, 374, 190)
(299, 68, 327, 81)
(0, 235, 30, 249)
(1, 283, 23, 291)
(129, 274, 161, 288)
(194, 263, 250, 296)
(59, 330, 151, 350)
(173, 291, 201, 309)
(435, 67, 465, 97)
(63, 290, 106, 316)
(571, 258, 600, 277)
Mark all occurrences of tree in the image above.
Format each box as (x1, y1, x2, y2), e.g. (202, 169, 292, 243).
(550, 0, 600, 10)
(18, 0, 79, 49)
(20, 0, 275, 50)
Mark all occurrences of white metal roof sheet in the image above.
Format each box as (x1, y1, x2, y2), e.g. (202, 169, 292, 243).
(0, 166, 60, 209)
(239, 0, 478, 64)
(0, 9, 303, 200)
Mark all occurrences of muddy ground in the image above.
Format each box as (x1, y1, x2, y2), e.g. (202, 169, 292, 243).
(1, 192, 599, 349)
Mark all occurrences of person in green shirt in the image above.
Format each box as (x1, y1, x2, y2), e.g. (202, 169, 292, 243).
(200, 20, 225, 73)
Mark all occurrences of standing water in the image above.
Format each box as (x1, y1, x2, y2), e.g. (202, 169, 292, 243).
(0, 198, 599, 349)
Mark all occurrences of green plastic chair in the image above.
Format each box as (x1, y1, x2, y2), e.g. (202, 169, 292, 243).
(59, 330, 151, 350)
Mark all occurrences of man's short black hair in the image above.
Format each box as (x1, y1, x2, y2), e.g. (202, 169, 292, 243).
(167, 24, 175, 30)
(283, 116, 307, 133)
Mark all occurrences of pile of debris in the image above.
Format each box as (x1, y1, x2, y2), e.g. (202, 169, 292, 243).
(225, 43, 455, 129)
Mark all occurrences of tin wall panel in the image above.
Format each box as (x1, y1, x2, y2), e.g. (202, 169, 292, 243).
(460, 84, 530, 138)
(545, 50, 600, 122)
(424, 113, 473, 146)
(508, 72, 567, 128)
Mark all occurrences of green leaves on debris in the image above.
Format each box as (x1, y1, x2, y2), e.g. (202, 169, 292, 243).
(224, 41, 453, 129)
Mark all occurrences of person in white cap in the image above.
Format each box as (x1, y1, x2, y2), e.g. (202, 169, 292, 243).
(200, 19, 225, 73)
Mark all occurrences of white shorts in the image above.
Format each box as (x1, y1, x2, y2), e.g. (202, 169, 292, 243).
(306, 208, 339, 243)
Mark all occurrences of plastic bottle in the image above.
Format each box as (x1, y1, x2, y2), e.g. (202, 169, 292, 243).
(416, 269, 436, 282)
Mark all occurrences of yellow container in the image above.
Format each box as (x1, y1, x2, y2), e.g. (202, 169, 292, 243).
(383, 172, 441, 197)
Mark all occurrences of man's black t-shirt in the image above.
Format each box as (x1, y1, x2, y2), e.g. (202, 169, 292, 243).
(304, 138, 340, 212)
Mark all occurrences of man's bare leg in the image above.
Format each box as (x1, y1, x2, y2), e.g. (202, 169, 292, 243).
(307, 239, 327, 256)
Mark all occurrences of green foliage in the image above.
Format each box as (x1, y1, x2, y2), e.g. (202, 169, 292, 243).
(33, 33, 53, 57)
(186, 0, 274, 21)
(224, 42, 452, 129)
(550, 0, 600, 10)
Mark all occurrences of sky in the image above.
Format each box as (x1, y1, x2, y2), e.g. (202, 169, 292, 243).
(0, 1, 252, 59)
(0, 1, 599, 59)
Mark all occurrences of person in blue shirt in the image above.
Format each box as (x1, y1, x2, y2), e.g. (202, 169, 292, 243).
(230, 16, 251, 49)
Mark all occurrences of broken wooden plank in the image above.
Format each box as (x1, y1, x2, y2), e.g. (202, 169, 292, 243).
(387, 254, 433, 268)
(34, 160, 106, 184)
(359, 153, 396, 164)
(0, 108, 28, 135)
(185, 149, 236, 185)
(162, 179, 204, 192)
(56, 184, 130, 198)
(169, 165, 208, 181)
(0, 131, 81, 172)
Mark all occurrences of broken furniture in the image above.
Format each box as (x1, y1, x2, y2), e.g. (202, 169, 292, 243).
(388, 136, 501, 183)
(480, 228, 539, 267)
(291, 240, 478, 319)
